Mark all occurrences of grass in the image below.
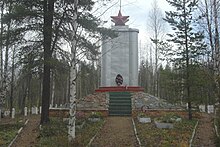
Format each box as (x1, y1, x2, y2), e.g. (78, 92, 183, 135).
(73, 119, 104, 146)
(0, 121, 24, 146)
(37, 118, 69, 147)
(0, 111, 199, 146)
(215, 108, 220, 146)
(36, 117, 105, 147)
(135, 111, 197, 147)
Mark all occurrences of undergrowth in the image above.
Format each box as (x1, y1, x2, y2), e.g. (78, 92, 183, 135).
(36, 117, 104, 146)
(0, 122, 24, 146)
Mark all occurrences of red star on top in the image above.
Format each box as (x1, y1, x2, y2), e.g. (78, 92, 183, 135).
(111, 10, 129, 26)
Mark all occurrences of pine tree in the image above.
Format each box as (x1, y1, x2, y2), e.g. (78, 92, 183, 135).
(164, 0, 207, 119)
(1, 0, 115, 139)
(1, 0, 114, 123)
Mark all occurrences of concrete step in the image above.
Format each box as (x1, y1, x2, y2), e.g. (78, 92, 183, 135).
(109, 92, 132, 116)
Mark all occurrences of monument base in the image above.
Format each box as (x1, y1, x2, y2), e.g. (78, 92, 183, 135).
(95, 86, 144, 92)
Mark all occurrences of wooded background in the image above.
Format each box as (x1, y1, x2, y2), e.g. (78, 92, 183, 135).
(0, 0, 219, 121)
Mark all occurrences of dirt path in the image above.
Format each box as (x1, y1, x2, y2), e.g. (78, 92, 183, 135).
(91, 116, 138, 147)
(193, 113, 216, 147)
(11, 115, 40, 147)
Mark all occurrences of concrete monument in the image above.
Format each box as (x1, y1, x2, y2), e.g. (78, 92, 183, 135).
(101, 10, 139, 87)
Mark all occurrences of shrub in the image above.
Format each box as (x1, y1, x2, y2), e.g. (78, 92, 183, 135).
(89, 112, 103, 119)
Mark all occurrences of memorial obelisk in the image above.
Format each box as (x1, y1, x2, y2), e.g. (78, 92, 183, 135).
(101, 9, 139, 85)
(95, 3, 144, 92)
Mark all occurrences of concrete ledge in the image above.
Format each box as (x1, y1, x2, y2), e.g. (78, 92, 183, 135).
(95, 86, 144, 92)
(49, 108, 69, 118)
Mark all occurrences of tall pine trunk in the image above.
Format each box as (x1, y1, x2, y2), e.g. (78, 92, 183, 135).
(41, 0, 54, 124)
(183, 0, 192, 120)
(68, 0, 78, 141)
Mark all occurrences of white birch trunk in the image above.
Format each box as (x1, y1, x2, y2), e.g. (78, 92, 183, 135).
(0, 2, 4, 111)
(68, 0, 78, 142)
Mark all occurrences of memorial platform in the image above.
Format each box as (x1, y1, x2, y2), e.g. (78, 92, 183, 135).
(95, 86, 144, 92)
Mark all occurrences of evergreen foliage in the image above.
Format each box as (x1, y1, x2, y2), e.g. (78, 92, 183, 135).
(164, 0, 207, 119)
(0, 0, 115, 124)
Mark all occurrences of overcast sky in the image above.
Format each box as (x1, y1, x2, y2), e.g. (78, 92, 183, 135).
(92, 0, 173, 64)
(95, 0, 172, 43)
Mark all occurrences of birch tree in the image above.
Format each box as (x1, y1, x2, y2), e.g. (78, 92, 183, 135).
(9, 46, 16, 116)
(148, 0, 166, 97)
(68, 0, 78, 141)
(213, 0, 220, 103)
(198, 0, 220, 103)
(0, 1, 4, 111)
(0, 1, 4, 83)
(0, 0, 13, 112)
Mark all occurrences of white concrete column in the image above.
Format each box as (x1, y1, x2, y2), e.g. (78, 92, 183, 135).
(24, 107, 27, 116)
(129, 30, 139, 86)
(35, 107, 38, 115)
(31, 107, 35, 114)
(186, 103, 188, 109)
(199, 105, 205, 112)
(101, 39, 112, 86)
(55, 104, 58, 108)
(208, 105, 214, 113)
(39, 106, 42, 114)
(12, 108, 15, 119)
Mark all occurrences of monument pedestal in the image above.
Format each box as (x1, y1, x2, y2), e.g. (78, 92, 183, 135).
(95, 86, 144, 92)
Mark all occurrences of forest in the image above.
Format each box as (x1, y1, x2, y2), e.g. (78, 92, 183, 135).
(0, 0, 219, 130)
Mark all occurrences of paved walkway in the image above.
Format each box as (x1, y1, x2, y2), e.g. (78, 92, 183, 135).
(91, 116, 138, 147)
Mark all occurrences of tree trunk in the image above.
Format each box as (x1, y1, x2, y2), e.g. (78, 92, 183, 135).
(204, 0, 214, 61)
(183, 0, 192, 120)
(27, 75, 32, 108)
(41, 0, 54, 124)
(1, 13, 11, 111)
(21, 81, 27, 115)
(68, 0, 78, 141)
(0, 2, 4, 82)
(9, 47, 15, 117)
(38, 75, 43, 108)
(51, 70, 55, 107)
(148, 0, 165, 97)
(214, 0, 220, 103)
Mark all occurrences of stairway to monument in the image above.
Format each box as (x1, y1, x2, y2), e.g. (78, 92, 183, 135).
(108, 92, 132, 116)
